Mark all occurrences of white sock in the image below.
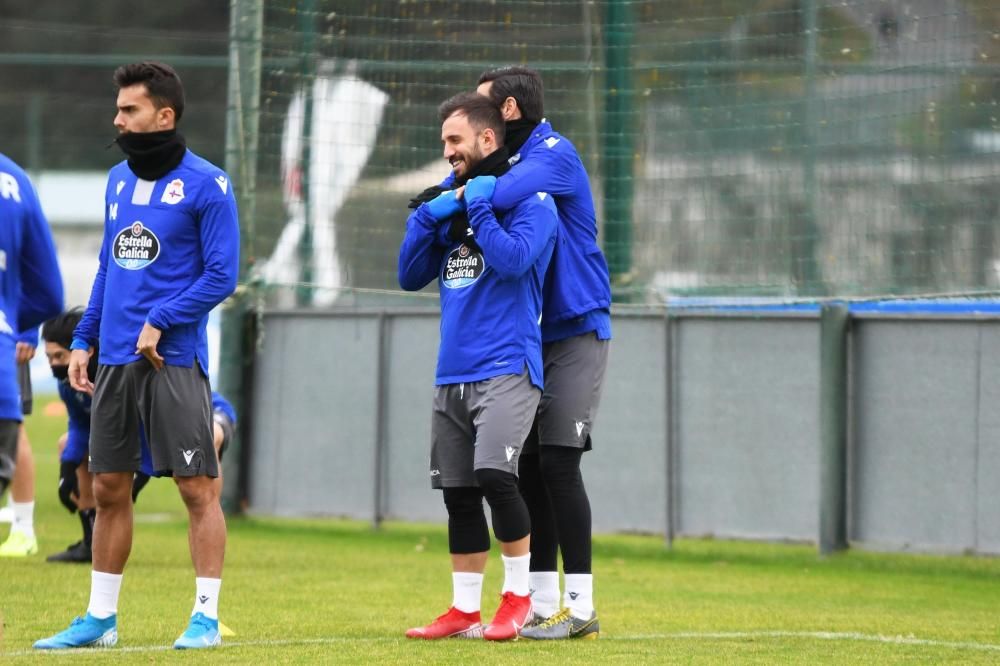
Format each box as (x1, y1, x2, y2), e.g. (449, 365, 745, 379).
(500, 553, 531, 597)
(451, 572, 483, 614)
(528, 571, 561, 618)
(87, 570, 123, 619)
(564, 573, 594, 619)
(192, 577, 222, 620)
(11, 500, 34, 538)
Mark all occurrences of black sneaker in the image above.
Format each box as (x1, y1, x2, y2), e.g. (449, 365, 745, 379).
(46, 540, 92, 563)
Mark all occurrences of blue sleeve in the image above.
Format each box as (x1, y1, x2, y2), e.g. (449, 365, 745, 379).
(398, 206, 445, 291)
(73, 212, 112, 349)
(139, 428, 156, 476)
(438, 172, 456, 189)
(146, 180, 240, 330)
(17, 327, 38, 347)
(212, 391, 237, 425)
(492, 146, 579, 212)
(16, 179, 63, 331)
(60, 426, 89, 465)
(466, 196, 557, 280)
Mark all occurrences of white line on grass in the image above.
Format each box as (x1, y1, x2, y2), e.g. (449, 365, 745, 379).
(5, 631, 1000, 657)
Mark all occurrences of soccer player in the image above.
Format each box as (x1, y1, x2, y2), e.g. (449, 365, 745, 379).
(41, 308, 156, 564)
(477, 66, 611, 640)
(0, 330, 43, 557)
(0, 151, 64, 515)
(35, 62, 239, 651)
(399, 92, 558, 641)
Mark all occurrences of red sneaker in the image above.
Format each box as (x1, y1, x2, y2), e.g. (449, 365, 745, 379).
(483, 592, 532, 641)
(405, 607, 483, 639)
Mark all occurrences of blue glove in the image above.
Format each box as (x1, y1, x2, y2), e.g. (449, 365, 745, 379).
(424, 190, 464, 221)
(464, 176, 497, 205)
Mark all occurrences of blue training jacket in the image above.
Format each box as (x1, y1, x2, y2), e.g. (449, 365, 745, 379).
(72, 150, 239, 375)
(17, 328, 38, 347)
(398, 188, 558, 388)
(0, 153, 64, 421)
(492, 121, 612, 342)
(439, 122, 612, 343)
(212, 391, 237, 425)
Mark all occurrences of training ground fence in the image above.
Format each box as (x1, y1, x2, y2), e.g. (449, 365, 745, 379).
(233, 0, 1000, 307)
(3, 2, 1000, 546)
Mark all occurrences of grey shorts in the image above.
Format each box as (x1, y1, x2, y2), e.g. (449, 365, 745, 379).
(0, 419, 19, 484)
(18, 363, 31, 416)
(523, 332, 609, 454)
(90, 360, 217, 478)
(430, 371, 541, 489)
(213, 410, 234, 462)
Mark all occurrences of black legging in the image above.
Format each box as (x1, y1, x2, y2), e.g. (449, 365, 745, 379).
(518, 445, 592, 574)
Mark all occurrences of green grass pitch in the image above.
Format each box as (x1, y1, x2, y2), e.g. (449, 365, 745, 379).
(2, 397, 1000, 663)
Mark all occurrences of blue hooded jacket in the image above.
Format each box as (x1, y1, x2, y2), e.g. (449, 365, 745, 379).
(0, 153, 64, 421)
(442, 121, 611, 343)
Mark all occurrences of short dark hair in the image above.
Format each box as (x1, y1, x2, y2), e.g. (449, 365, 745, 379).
(438, 91, 506, 144)
(113, 61, 185, 123)
(477, 66, 544, 124)
(41, 308, 86, 351)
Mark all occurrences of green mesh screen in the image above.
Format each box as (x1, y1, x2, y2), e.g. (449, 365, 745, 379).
(251, 1, 1000, 303)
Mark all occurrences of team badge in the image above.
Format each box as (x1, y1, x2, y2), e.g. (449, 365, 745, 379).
(112, 221, 161, 270)
(442, 243, 485, 289)
(161, 178, 185, 205)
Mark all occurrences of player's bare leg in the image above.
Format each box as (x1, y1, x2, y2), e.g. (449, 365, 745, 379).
(173, 475, 225, 648)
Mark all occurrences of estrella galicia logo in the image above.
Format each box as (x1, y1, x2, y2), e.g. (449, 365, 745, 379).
(442, 244, 485, 289)
(112, 221, 160, 270)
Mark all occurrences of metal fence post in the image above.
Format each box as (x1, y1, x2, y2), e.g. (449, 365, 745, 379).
(819, 303, 849, 554)
(220, 0, 263, 514)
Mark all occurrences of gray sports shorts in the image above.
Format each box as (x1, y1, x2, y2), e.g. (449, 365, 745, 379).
(523, 332, 609, 454)
(430, 370, 541, 489)
(0, 419, 19, 485)
(90, 360, 217, 478)
(213, 410, 234, 462)
(18, 363, 31, 416)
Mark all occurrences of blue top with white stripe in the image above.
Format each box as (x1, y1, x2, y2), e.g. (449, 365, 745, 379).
(72, 150, 239, 375)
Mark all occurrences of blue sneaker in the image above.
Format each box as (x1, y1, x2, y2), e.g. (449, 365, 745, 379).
(34, 613, 117, 649)
(174, 612, 221, 649)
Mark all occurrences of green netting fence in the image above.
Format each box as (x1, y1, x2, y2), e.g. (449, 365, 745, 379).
(239, 0, 1000, 305)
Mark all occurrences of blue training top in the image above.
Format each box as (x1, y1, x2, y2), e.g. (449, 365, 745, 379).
(211, 391, 237, 425)
(72, 150, 239, 375)
(492, 121, 612, 343)
(439, 122, 612, 343)
(398, 188, 558, 388)
(0, 153, 64, 421)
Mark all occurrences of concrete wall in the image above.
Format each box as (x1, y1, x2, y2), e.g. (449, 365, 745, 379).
(247, 308, 1000, 555)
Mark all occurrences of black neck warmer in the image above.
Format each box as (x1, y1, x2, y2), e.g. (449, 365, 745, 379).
(455, 145, 511, 185)
(114, 129, 186, 180)
(504, 119, 536, 156)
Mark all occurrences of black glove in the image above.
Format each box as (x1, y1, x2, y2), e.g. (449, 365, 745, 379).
(408, 184, 448, 210)
(57, 461, 80, 513)
(132, 471, 151, 503)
